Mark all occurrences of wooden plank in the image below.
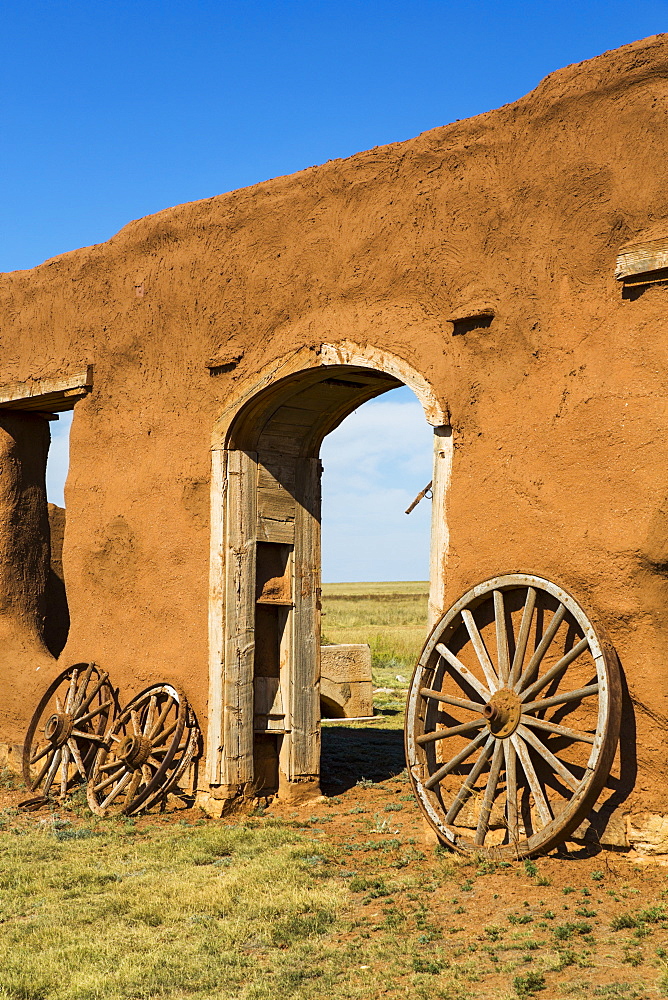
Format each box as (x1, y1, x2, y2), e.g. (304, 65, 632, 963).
(428, 426, 452, 628)
(257, 518, 295, 544)
(615, 236, 668, 281)
(206, 449, 227, 784)
(287, 457, 322, 780)
(257, 489, 296, 523)
(221, 449, 257, 787)
(254, 676, 285, 717)
(256, 455, 296, 543)
(0, 366, 93, 411)
(257, 457, 297, 492)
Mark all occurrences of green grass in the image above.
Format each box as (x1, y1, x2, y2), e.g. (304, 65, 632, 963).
(0, 819, 345, 1000)
(321, 581, 429, 676)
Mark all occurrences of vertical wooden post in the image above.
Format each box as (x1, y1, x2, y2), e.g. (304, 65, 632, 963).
(428, 425, 453, 628)
(287, 457, 322, 783)
(221, 449, 258, 788)
(206, 448, 227, 785)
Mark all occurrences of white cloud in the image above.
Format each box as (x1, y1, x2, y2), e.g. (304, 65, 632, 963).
(320, 388, 433, 582)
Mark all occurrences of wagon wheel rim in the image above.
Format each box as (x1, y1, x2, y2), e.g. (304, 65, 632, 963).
(22, 664, 114, 800)
(86, 684, 194, 817)
(405, 574, 621, 858)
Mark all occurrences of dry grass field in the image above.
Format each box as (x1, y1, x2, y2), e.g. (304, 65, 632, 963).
(321, 580, 429, 700)
(0, 583, 666, 1000)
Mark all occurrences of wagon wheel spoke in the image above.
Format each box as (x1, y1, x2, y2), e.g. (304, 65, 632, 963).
(124, 770, 144, 811)
(474, 741, 504, 845)
(144, 695, 158, 737)
(461, 609, 498, 691)
(23, 664, 115, 800)
(64, 669, 79, 714)
(75, 699, 113, 728)
(509, 587, 536, 687)
(444, 736, 495, 825)
(101, 770, 133, 810)
(406, 574, 621, 858)
(522, 683, 599, 715)
(149, 697, 174, 740)
(59, 745, 70, 799)
(520, 715, 595, 744)
(71, 663, 95, 715)
(416, 718, 485, 746)
(42, 748, 62, 797)
(419, 688, 483, 713)
(67, 739, 88, 780)
(517, 724, 581, 793)
(70, 729, 107, 742)
(423, 731, 489, 791)
(512, 733, 553, 828)
(436, 643, 489, 702)
(94, 765, 127, 795)
(520, 638, 590, 703)
(75, 672, 110, 720)
(494, 590, 510, 685)
(30, 743, 52, 767)
(152, 720, 178, 748)
(504, 740, 518, 842)
(514, 605, 567, 693)
(31, 754, 52, 792)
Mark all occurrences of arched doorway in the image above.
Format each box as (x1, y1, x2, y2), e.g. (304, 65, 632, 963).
(206, 348, 450, 805)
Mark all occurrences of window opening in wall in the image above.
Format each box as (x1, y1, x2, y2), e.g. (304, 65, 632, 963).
(44, 409, 72, 657)
(318, 383, 433, 789)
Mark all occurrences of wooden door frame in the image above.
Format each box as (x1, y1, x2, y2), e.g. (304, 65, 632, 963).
(205, 343, 451, 790)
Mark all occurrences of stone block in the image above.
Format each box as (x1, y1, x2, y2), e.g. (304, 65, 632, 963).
(320, 643, 373, 718)
(627, 812, 668, 854)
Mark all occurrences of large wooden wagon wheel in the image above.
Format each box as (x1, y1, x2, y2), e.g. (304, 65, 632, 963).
(23, 664, 114, 800)
(405, 575, 621, 858)
(87, 684, 198, 817)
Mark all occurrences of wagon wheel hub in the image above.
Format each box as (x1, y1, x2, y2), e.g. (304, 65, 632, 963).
(44, 712, 74, 745)
(483, 689, 522, 739)
(117, 735, 153, 769)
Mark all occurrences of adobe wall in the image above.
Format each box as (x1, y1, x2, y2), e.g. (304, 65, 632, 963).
(1, 35, 668, 841)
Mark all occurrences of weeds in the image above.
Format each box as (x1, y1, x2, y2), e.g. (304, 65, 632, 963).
(553, 922, 592, 941)
(0, 767, 21, 791)
(513, 970, 546, 996)
(612, 907, 665, 931)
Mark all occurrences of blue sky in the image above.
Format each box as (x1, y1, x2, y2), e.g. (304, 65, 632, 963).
(5, 1, 667, 580)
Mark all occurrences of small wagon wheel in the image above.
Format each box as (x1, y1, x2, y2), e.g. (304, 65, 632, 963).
(23, 664, 114, 800)
(87, 684, 197, 817)
(405, 574, 621, 858)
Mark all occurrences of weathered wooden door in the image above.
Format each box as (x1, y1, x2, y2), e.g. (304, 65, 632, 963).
(219, 448, 321, 794)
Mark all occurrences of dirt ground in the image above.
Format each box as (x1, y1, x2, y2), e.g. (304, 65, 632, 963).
(3, 724, 668, 1000)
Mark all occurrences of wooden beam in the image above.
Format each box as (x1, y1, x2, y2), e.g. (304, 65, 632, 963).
(287, 457, 322, 781)
(616, 236, 668, 283)
(206, 449, 227, 785)
(221, 449, 258, 787)
(0, 366, 93, 412)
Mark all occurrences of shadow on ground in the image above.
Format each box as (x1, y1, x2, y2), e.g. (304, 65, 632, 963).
(320, 726, 406, 793)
